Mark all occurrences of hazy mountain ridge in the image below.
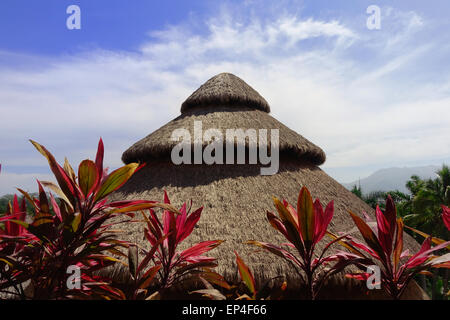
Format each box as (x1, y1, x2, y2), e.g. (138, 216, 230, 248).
(343, 165, 442, 194)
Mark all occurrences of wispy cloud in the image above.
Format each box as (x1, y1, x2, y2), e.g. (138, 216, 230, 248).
(1, 4, 449, 194)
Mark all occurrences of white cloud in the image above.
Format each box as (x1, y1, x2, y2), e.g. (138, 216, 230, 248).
(383, 8, 425, 50)
(0, 6, 449, 191)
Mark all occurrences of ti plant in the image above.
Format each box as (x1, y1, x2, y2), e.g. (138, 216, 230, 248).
(233, 251, 286, 300)
(234, 251, 257, 300)
(129, 192, 223, 298)
(0, 195, 35, 253)
(442, 205, 450, 231)
(341, 195, 450, 299)
(191, 252, 286, 300)
(0, 194, 37, 298)
(248, 186, 367, 300)
(0, 139, 175, 299)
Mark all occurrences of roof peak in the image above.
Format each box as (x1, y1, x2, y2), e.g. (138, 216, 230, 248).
(180, 73, 270, 113)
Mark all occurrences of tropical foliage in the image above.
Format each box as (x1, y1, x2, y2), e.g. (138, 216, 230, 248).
(247, 186, 368, 300)
(1, 141, 450, 300)
(127, 192, 222, 299)
(350, 165, 450, 299)
(0, 139, 176, 299)
(340, 196, 450, 299)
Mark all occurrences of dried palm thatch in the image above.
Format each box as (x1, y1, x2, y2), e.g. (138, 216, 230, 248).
(109, 73, 427, 299)
(122, 106, 326, 166)
(181, 72, 270, 113)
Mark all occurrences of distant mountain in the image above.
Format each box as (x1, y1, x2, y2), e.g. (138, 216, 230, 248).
(343, 165, 441, 194)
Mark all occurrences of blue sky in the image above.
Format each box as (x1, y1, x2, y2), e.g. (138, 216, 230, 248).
(0, 1, 210, 55)
(1, 0, 450, 194)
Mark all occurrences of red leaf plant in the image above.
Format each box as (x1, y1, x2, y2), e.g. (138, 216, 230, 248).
(442, 205, 450, 231)
(0, 193, 38, 298)
(127, 192, 223, 299)
(0, 195, 35, 253)
(0, 139, 176, 299)
(340, 195, 450, 299)
(248, 186, 368, 300)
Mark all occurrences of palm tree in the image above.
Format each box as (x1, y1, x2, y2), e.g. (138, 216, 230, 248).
(404, 165, 450, 238)
(404, 165, 450, 299)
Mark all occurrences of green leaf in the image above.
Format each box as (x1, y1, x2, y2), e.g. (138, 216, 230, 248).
(235, 251, 256, 298)
(8, 219, 29, 229)
(78, 159, 99, 197)
(72, 212, 82, 232)
(297, 186, 315, 246)
(273, 197, 297, 229)
(93, 163, 139, 202)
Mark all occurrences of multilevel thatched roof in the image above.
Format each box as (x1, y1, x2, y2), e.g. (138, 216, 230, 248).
(122, 73, 325, 166)
(111, 73, 426, 299)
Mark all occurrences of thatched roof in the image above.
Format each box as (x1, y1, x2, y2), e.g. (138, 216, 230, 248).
(110, 73, 425, 299)
(122, 73, 326, 166)
(181, 73, 270, 113)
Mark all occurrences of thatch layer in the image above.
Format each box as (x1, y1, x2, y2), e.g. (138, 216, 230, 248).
(110, 160, 423, 298)
(122, 107, 326, 165)
(181, 73, 270, 113)
(112, 72, 427, 299)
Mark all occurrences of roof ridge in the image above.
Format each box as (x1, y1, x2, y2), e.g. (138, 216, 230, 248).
(180, 73, 270, 113)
